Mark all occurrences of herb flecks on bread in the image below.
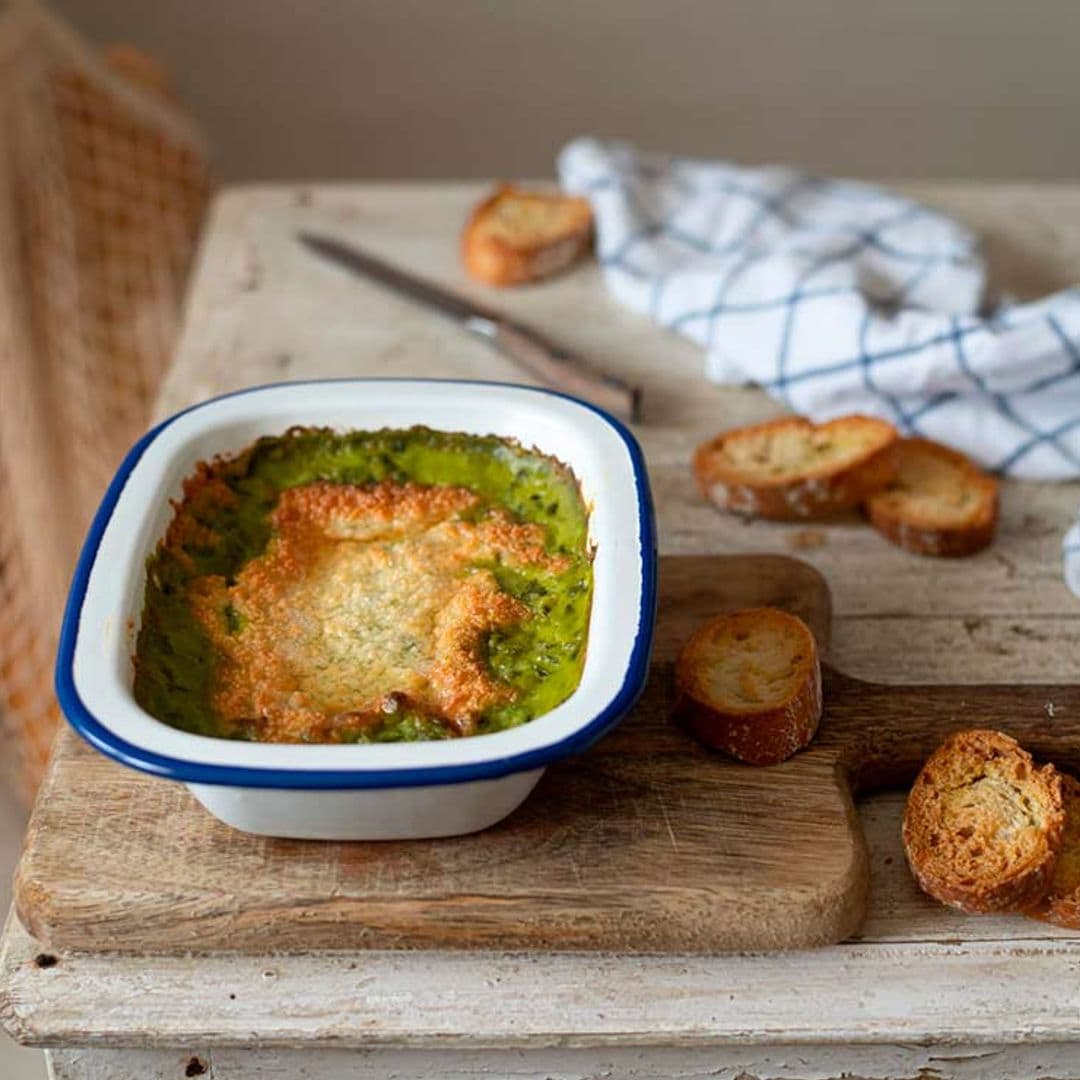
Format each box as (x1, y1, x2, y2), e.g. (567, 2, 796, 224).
(693, 415, 898, 520)
(902, 729, 1064, 914)
(866, 437, 997, 557)
(463, 185, 593, 287)
(674, 607, 822, 766)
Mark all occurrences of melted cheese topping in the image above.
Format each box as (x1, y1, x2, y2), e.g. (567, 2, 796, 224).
(189, 481, 567, 742)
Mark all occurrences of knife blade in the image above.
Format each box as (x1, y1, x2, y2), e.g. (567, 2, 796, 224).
(298, 232, 642, 422)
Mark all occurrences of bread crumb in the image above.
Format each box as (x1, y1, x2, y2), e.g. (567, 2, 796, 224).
(788, 528, 827, 550)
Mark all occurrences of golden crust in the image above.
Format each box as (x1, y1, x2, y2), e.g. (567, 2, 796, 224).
(462, 184, 593, 287)
(693, 415, 898, 521)
(188, 481, 566, 742)
(865, 437, 998, 557)
(1026, 773, 1080, 929)
(674, 607, 822, 766)
(902, 729, 1065, 914)
(162, 461, 238, 568)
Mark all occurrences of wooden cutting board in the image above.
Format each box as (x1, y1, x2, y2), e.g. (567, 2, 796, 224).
(16, 554, 1080, 954)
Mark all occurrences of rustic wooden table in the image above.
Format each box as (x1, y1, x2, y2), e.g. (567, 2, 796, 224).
(3, 182, 1080, 1080)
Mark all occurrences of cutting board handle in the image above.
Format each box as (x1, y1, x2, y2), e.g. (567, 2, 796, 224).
(822, 667, 1080, 792)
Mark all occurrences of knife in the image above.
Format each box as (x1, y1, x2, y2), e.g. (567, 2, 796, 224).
(298, 232, 642, 422)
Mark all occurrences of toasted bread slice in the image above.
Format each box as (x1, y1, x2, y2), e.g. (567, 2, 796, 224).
(462, 184, 593, 287)
(1026, 773, 1080, 929)
(674, 607, 822, 765)
(865, 437, 997, 557)
(902, 729, 1064, 914)
(693, 415, 898, 521)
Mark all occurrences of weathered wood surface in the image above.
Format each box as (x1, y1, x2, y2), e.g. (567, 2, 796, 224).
(4, 908, 1080, 1050)
(18, 555, 855, 954)
(16, 552, 1080, 957)
(40, 1043, 1080, 1080)
(156, 182, 1080, 696)
(3, 181, 1080, 1061)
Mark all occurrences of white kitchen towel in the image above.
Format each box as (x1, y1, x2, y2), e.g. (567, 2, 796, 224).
(558, 137, 1080, 591)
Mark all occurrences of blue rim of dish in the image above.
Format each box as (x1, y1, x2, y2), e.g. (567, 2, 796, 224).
(55, 378, 658, 789)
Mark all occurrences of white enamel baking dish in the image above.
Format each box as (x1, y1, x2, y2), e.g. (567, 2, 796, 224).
(57, 380, 657, 839)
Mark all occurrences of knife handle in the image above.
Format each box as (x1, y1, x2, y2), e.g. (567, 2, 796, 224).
(483, 321, 642, 423)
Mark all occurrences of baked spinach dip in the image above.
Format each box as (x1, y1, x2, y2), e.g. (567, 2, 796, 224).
(134, 426, 593, 744)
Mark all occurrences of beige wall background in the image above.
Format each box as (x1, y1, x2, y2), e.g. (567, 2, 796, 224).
(53, 0, 1080, 181)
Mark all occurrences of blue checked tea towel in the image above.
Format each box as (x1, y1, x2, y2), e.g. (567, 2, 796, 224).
(558, 137, 1080, 592)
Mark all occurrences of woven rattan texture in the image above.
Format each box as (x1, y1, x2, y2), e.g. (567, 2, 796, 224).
(0, 4, 212, 802)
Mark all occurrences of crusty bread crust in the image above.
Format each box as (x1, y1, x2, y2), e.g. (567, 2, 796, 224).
(865, 437, 998, 557)
(462, 184, 593, 287)
(903, 729, 1064, 914)
(674, 607, 822, 765)
(693, 415, 898, 521)
(1026, 773, 1080, 929)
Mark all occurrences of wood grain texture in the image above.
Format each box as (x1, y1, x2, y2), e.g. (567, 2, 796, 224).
(17, 554, 858, 954)
(6, 182, 1080, 1061)
(4, 907, 1080, 1051)
(155, 183, 1080, 687)
(16, 554, 1080, 955)
(40, 1043, 1080, 1080)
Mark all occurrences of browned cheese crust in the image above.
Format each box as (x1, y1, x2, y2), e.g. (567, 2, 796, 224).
(693, 415, 898, 521)
(187, 480, 568, 742)
(674, 607, 822, 766)
(902, 729, 1065, 914)
(462, 184, 594, 287)
(865, 437, 998, 557)
(1026, 773, 1080, 929)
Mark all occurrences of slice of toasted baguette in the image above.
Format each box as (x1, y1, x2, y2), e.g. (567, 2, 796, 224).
(462, 184, 593, 287)
(1026, 772, 1080, 929)
(674, 607, 822, 765)
(693, 415, 898, 521)
(902, 729, 1064, 914)
(865, 437, 997, 557)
